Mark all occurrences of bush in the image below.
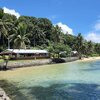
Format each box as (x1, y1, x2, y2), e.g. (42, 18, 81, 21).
(3, 55, 10, 60)
(90, 53, 99, 57)
(60, 53, 67, 58)
(0, 56, 2, 59)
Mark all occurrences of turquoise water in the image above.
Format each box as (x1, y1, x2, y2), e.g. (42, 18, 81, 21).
(0, 60, 100, 100)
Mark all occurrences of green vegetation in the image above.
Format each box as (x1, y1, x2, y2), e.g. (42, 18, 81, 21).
(0, 55, 9, 70)
(0, 59, 4, 63)
(0, 8, 100, 58)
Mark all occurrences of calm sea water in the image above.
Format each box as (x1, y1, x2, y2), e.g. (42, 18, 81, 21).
(0, 60, 100, 100)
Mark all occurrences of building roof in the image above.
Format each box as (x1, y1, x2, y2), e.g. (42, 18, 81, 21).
(1, 49, 48, 54)
(71, 51, 78, 54)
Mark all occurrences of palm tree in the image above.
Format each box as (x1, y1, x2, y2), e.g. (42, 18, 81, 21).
(0, 10, 15, 49)
(81, 40, 88, 56)
(0, 8, 4, 19)
(0, 19, 9, 49)
(10, 23, 30, 49)
(74, 33, 84, 59)
(52, 25, 63, 44)
(0, 19, 8, 37)
(31, 26, 46, 47)
(87, 41, 94, 56)
(95, 43, 100, 55)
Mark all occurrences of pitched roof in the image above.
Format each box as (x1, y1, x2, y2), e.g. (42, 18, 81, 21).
(2, 49, 48, 54)
(71, 51, 78, 54)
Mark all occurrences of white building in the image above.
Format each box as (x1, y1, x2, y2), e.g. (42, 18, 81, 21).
(0, 49, 49, 59)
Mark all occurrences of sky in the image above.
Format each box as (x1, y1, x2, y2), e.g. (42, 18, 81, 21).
(0, 0, 100, 43)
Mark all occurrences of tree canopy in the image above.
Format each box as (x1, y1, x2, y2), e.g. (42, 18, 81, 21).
(0, 8, 100, 57)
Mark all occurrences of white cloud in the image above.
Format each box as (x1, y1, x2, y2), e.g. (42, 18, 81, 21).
(85, 32, 100, 43)
(56, 22, 74, 35)
(3, 7, 20, 18)
(85, 18, 100, 43)
(94, 23, 100, 31)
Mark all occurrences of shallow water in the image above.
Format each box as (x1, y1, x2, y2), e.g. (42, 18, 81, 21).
(0, 60, 100, 100)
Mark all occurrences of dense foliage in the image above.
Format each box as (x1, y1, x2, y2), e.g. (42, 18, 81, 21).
(0, 8, 100, 58)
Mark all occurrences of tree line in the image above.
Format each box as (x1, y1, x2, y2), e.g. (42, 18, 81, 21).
(0, 8, 100, 58)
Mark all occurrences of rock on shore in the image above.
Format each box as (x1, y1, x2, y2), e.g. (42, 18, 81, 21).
(0, 88, 10, 100)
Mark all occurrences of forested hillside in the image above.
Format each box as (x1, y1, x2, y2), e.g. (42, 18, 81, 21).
(0, 8, 100, 57)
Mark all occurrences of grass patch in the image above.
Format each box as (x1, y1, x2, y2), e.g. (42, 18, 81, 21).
(0, 59, 4, 63)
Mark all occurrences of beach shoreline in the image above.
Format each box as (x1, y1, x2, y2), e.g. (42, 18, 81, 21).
(78, 56, 100, 62)
(6, 56, 100, 71)
(0, 56, 100, 100)
(0, 56, 100, 70)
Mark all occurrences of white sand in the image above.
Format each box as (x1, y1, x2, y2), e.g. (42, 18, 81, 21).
(78, 56, 100, 62)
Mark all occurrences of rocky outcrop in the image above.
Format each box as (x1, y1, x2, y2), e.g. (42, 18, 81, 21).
(52, 57, 79, 63)
(0, 88, 11, 100)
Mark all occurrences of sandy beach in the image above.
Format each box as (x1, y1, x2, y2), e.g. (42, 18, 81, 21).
(78, 56, 100, 62)
(0, 56, 100, 100)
